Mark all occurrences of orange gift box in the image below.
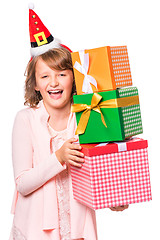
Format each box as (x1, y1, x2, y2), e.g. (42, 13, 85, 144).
(71, 46, 132, 95)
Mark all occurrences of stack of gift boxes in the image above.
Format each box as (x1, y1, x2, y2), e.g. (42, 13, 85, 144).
(70, 45, 152, 210)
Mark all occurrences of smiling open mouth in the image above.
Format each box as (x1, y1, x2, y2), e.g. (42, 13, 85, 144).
(47, 90, 64, 100)
(48, 90, 63, 95)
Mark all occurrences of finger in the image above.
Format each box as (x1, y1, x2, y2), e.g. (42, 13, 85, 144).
(70, 143, 82, 151)
(111, 207, 122, 211)
(110, 207, 117, 211)
(69, 155, 85, 163)
(121, 205, 129, 210)
(70, 150, 84, 158)
(110, 206, 121, 211)
(68, 137, 79, 144)
(68, 159, 83, 168)
(110, 205, 129, 211)
(118, 205, 129, 210)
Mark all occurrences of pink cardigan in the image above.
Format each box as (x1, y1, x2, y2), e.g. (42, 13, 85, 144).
(9, 101, 98, 240)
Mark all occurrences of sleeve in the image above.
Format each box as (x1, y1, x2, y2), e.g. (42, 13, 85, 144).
(12, 111, 66, 197)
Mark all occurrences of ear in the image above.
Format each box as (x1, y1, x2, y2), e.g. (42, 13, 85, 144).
(35, 85, 39, 91)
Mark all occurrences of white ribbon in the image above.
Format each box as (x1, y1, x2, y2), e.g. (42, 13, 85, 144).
(74, 50, 98, 93)
(115, 142, 127, 152)
(95, 142, 127, 152)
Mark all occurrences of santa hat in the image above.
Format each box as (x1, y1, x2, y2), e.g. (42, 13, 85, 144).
(29, 3, 71, 57)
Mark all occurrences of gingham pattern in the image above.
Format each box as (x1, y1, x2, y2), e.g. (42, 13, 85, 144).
(71, 148, 152, 209)
(118, 87, 143, 137)
(122, 105, 143, 137)
(118, 86, 138, 96)
(110, 46, 132, 87)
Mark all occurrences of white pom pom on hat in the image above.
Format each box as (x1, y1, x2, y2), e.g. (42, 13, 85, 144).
(28, 2, 35, 10)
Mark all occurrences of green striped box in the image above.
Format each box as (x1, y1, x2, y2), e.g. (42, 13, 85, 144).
(73, 87, 143, 144)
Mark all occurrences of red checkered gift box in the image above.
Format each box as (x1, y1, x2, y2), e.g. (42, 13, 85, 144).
(70, 138, 152, 209)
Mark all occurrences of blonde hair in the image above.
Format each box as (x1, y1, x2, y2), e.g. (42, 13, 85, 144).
(24, 48, 76, 108)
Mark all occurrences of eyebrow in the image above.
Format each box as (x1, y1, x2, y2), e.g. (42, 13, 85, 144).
(36, 71, 49, 76)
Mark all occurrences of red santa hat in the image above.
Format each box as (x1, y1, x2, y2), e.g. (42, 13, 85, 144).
(29, 3, 71, 57)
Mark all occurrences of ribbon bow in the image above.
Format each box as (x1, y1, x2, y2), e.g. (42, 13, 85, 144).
(71, 93, 139, 135)
(74, 50, 97, 93)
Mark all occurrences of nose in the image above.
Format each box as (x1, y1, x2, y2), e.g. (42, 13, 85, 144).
(49, 74, 59, 87)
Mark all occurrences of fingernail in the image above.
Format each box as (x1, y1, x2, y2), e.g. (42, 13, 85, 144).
(76, 164, 82, 168)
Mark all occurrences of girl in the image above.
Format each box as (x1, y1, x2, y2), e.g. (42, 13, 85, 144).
(9, 5, 98, 239)
(10, 45, 99, 240)
(9, 5, 128, 240)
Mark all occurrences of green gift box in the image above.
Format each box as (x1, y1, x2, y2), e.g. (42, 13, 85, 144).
(72, 87, 143, 144)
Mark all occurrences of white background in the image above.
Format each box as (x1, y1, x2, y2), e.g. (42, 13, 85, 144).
(1, 0, 160, 239)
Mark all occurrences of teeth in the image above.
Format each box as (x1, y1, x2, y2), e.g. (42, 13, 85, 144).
(48, 90, 63, 94)
(52, 90, 59, 93)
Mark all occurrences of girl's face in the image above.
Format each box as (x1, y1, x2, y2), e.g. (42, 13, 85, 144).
(35, 58, 73, 112)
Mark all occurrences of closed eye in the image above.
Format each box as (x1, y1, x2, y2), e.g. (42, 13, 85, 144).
(41, 75, 48, 79)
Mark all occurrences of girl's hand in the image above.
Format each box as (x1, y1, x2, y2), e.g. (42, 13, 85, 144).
(55, 137, 85, 168)
(109, 205, 129, 211)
